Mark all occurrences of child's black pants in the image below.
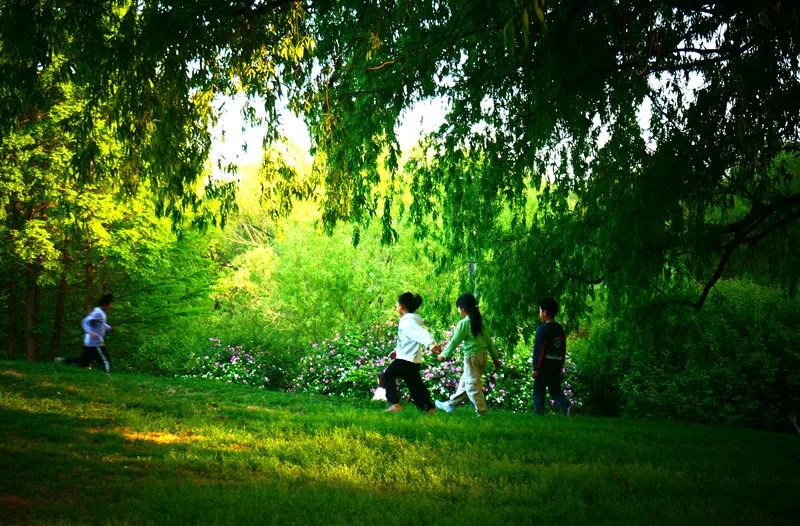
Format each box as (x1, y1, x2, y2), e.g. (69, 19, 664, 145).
(533, 360, 569, 414)
(66, 345, 112, 373)
(381, 358, 434, 411)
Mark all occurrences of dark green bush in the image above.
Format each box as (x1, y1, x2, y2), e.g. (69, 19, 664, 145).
(571, 279, 800, 429)
(127, 327, 209, 376)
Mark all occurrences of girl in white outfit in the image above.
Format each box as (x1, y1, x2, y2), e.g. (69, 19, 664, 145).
(382, 292, 440, 413)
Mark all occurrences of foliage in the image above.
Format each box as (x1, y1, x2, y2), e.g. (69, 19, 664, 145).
(290, 322, 397, 399)
(56, 226, 215, 365)
(569, 278, 800, 430)
(182, 337, 294, 390)
(211, 197, 458, 352)
(0, 51, 223, 362)
(568, 325, 624, 417)
(126, 322, 210, 377)
(2, 361, 799, 525)
(1, 1, 797, 440)
(1, 1, 314, 225)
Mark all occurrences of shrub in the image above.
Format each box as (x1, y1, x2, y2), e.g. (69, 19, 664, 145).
(568, 324, 624, 416)
(571, 279, 800, 429)
(290, 322, 397, 398)
(183, 338, 295, 389)
(128, 327, 209, 376)
(211, 207, 457, 355)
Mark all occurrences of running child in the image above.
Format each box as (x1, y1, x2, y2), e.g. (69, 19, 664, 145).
(381, 292, 440, 413)
(56, 293, 114, 373)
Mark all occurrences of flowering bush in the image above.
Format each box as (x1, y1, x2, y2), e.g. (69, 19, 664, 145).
(184, 338, 293, 389)
(291, 322, 582, 412)
(487, 334, 582, 412)
(290, 322, 398, 398)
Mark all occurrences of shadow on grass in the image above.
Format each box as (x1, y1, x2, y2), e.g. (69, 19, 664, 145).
(0, 405, 521, 525)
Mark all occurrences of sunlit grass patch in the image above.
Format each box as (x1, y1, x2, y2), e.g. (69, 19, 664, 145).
(121, 428, 203, 445)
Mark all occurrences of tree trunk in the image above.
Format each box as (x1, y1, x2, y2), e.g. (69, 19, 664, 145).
(25, 264, 40, 362)
(84, 160, 96, 312)
(51, 268, 68, 358)
(5, 199, 21, 359)
(7, 271, 20, 359)
(85, 260, 95, 312)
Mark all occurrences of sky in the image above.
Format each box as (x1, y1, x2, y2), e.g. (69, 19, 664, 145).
(208, 94, 448, 177)
(207, 73, 703, 179)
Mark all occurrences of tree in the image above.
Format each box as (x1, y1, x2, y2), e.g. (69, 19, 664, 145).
(1, 0, 314, 227)
(293, 0, 800, 329)
(3, 0, 798, 343)
(0, 1, 314, 361)
(0, 57, 201, 361)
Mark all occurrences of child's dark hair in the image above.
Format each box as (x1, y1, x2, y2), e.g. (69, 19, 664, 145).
(398, 292, 423, 313)
(539, 297, 559, 318)
(98, 293, 114, 307)
(456, 293, 483, 337)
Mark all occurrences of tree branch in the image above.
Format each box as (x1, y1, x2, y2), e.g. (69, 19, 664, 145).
(696, 192, 800, 309)
(721, 193, 800, 239)
(619, 41, 756, 75)
(365, 60, 396, 71)
(694, 242, 736, 310)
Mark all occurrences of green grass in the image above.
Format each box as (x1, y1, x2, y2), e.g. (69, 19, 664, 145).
(1, 360, 798, 525)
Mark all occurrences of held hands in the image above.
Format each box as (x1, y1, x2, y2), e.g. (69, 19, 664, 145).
(431, 344, 445, 361)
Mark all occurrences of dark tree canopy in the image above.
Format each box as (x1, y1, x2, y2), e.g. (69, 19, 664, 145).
(297, 0, 800, 328)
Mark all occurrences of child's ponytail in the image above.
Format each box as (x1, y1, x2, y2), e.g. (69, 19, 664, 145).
(456, 293, 483, 337)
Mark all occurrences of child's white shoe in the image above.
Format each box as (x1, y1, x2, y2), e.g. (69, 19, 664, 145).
(372, 387, 387, 402)
(435, 400, 455, 413)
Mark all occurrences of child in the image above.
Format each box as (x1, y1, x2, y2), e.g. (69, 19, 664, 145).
(381, 292, 439, 413)
(532, 297, 571, 415)
(56, 293, 114, 373)
(434, 293, 501, 417)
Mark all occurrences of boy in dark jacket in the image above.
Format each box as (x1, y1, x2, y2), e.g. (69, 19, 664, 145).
(532, 297, 571, 415)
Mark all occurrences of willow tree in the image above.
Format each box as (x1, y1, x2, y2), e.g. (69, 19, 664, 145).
(291, 0, 800, 331)
(3, 1, 799, 335)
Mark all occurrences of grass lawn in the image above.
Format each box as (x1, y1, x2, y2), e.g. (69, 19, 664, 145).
(1, 360, 798, 525)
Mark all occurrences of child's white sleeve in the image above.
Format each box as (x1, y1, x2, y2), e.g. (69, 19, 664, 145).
(399, 318, 434, 346)
(82, 310, 105, 333)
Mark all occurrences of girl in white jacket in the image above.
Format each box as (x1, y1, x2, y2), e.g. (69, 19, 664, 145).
(382, 292, 440, 413)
